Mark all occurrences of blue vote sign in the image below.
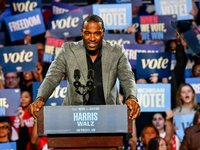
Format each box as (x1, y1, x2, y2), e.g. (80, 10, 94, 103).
(104, 34, 135, 45)
(0, 142, 17, 150)
(93, 3, 132, 30)
(155, 0, 193, 20)
(0, 89, 20, 116)
(175, 114, 194, 142)
(4, 8, 46, 42)
(185, 77, 200, 103)
(139, 15, 177, 40)
(136, 52, 171, 79)
(0, 44, 38, 73)
(52, 0, 80, 15)
(137, 84, 171, 112)
(48, 11, 83, 38)
(106, 0, 142, 7)
(124, 43, 161, 69)
(0, 32, 5, 45)
(32, 80, 67, 106)
(9, 0, 42, 15)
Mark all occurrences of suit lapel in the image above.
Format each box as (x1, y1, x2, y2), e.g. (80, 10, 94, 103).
(102, 40, 112, 102)
(73, 40, 88, 83)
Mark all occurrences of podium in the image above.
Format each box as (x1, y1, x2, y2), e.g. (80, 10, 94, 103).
(37, 105, 132, 150)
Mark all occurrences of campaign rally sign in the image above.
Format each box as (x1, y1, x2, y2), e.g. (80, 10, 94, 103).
(9, 0, 42, 15)
(137, 84, 171, 112)
(0, 32, 5, 45)
(183, 25, 200, 57)
(104, 34, 135, 45)
(71, 5, 93, 20)
(4, 8, 46, 42)
(136, 52, 171, 79)
(0, 89, 20, 116)
(175, 114, 194, 142)
(124, 43, 161, 69)
(140, 15, 177, 40)
(0, 44, 38, 73)
(155, 0, 193, 21)
(93, 4, 132, 30)
(48, 11, 83, 38)
(106, 0, 142, 7)
(0, 142, 17, 150)
(52, 0, 80, 15)
(42, 37, 66, 63)
(32, 80, 67, 106)
(185, 77, 200, 103)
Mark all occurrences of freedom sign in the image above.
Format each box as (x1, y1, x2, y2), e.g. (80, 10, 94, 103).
(140, 15, 177, 40)
(175, 114, 194, 142)
(136, 52, 171, 79)
(9, 0, 42, 15)
(4, 8, 46, 42)
(52, 0, 80, 15)
(0, 89, 21, 116)
(106, 0, 142, 7)
(137, 84, 171, 112)
(48, 11, 83, 38)
(42, 37, 66, 63)
(93, 4, 132, 30)
(185, 77, 200, 103)
(124, 43, 161, 69)
(155, 0, 193, 21)
(0, 44, 38, 73)
(0, 142, 17, 150)
(32, 80, 67, 106)
(104, 34, 135, 45)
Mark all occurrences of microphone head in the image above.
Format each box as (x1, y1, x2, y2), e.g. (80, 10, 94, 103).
(88, 69, 94, 79)
(74, 69, 80, 79)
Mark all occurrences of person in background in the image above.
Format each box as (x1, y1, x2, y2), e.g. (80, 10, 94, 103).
(148, 137, 168, 150)
(0, 65, 4, 89)
(4, 72, 21, 89)
(191, 62, 200, 77)
(0, 108, 30, 150)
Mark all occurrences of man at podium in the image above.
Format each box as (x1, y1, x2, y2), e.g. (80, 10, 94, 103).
(28, 14, 140, 121)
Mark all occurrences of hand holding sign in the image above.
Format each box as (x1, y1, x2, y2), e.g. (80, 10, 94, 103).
(28, 96, 44, 120)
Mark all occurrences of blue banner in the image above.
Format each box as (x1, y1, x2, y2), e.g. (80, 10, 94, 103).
(0, 44, 38, 73)
(48, 11, 83, 38)
(183, 25, 200, 57)
(106, 0, 142, 7)
(139, 15, 177, 40)
(137, 84, 171, 112)
(0, 89, 20, 116)
(124, 43, 161, 69)
(51, 0, 80, 15)
(175, 114, 194, 142)
(185, 77, 200, 103)
(155, 0, 193, 20)
(136, 52, 171, 79)
(93, 4, 132, 30)
(42, 37, 66, 63)
(32, 80, 67, 106)
(4, 8, 46, 42)
(104, 34, 135, 45)
(0, 32, 5, 46)
(9, 0, 42, 15)
(0, 142, 17, 150)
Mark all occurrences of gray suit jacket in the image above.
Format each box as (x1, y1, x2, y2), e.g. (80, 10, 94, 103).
(37, 40, 138, 105)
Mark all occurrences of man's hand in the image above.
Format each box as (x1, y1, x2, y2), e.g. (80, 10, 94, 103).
(28, 97, 44, 120)
(125, 99, 140, 120)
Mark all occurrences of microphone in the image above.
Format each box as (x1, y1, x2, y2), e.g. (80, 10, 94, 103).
(74, 69, 81, 88)
(87, 69, 94, 89)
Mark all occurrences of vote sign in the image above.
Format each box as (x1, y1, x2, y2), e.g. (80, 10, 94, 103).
(0, 44, 38, 73)
(0, 89, 21, 116)
(32, 80, 67, 106)
(9, 0, 42, 15)
(104, 34, 136, 45)
(136, 52, 171, 79)
(0, 142, 17, 150)
(93, 4, 132, 30)
(106, 0, 142, 7)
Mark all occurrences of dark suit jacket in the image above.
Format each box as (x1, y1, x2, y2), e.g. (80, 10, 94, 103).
(180, 124, 200, 150)
(36, 40, 138, 105)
